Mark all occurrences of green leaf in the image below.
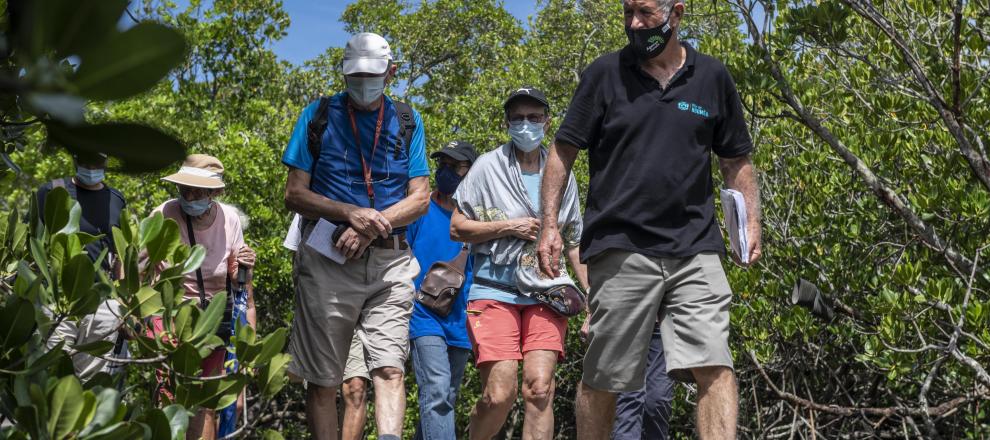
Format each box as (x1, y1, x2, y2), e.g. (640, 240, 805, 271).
(51, 0, 128, 58)
(0, 296, 36, 351)
(262, 430, 285, 440)
(44, 121, 186, 173)
(171, 343, 203, 376)
(190, 292, 226, 344)
(135, 286, 164, 319)
(111, 227, 128, 255)
(29, 238, 51, 286)
(42, 186, 73, 237)
(175, 375, 247, 410)
(25, 341, 67, 375)
(138, 214, 164, 249)
(181, 245, 207, 275)
(252, 328, 288, 367)
(162, 404, 189, 440)
(146, 220, 181, 266)
(72, 22, 188, 101)
(61, 253, 96, 306)
(47, 376, 85, 439)
(258, 353, 291, 398)
(80, 422, 145, 440)
(143, 408, 171, 440)
(72, 340, 115, 356)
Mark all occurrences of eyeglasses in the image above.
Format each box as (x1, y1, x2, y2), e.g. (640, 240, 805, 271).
(507, 113, 548, 124)
(439, 160, 471, 172)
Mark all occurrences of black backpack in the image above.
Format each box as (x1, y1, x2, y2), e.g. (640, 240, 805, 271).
(305, 96, 417, 173)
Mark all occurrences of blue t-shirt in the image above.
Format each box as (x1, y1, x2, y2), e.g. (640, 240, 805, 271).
(408, 198, 473, 349)
(282, 93, 429, 220)
(467, 170, 541, 305)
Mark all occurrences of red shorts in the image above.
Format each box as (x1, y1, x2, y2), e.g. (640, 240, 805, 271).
(466, 300, 567, 364)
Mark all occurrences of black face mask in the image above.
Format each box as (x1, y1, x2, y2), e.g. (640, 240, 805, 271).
(624, 9, 675, 60)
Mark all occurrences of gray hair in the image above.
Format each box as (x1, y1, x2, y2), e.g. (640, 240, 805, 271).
(624, 0, 682, 9)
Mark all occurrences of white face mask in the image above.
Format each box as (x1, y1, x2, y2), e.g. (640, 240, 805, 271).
(345, 75, 387, 107)
(508, 121, 545, 152)
(75, 166, 105, 186)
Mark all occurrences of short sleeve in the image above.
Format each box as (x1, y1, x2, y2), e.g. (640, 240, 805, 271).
(712, 68, 754, 158)
(555, 65, 606, 150)
(406, 110, 429, 178)
(281, 101, 321, 172)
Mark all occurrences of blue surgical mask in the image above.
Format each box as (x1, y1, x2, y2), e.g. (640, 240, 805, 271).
(508, 121, 545, 152)
(345, 75, 387, 107)
(435, 166, 463, 195)
(180, 197, 213, 217)
(75, 166, 105, 186)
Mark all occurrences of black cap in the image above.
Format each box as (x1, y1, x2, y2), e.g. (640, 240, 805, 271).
(431, 140, 479, 164)
(503, 86, 549, 112)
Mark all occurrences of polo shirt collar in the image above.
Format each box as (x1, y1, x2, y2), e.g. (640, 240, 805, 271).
(620, 41, 697, 71)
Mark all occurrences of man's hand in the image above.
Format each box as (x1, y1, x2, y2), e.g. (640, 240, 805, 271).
(334, 227, 373, 260)
(505, 217, 541, 241)
(537, 225, 563, 278)
(347, 207, 392, 239)
(745, 224, 762, 266)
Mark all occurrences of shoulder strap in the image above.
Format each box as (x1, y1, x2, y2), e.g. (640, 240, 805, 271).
(306, 97, 332, 175)
(183, 213, 208, 308)
(450, 244, 469, 273)
(393, 101, 416, 153)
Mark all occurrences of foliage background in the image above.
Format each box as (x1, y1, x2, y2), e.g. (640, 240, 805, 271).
(4, 0, 989, 438)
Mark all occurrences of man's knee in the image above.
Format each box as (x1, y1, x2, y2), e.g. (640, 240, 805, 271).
(308, 383, 338, 404)
(342, 378, 368, 406)
(691, 366, 736, 390)
(372, 366, 404, 383)
(521, 373, 554, 405)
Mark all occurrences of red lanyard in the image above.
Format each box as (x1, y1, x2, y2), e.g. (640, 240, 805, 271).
(347, 100, 386, 209)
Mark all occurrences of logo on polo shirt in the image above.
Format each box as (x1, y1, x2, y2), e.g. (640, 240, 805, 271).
(677, 101, 710, 118)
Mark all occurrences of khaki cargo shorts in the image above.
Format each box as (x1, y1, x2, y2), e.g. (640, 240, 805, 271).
(583, 250, 733, 391)
(343, 333, 370, 381)
(286, 222, 419, 388)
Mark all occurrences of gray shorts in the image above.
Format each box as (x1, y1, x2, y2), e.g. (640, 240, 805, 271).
(286, 223, 419, 388)
(583, 250, 733, 391)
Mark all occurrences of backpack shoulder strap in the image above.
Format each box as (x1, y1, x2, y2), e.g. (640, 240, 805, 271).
(393, 101, 417, 153)
(107, 187, 126, 227)
(306, 97, 332, 175)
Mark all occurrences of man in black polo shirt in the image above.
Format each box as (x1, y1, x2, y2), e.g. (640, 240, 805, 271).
(537, 0, 761, 438)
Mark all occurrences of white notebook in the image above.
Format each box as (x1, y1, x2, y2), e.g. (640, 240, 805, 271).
(720, 189, 749, 265)
(305, 218, 347, 264)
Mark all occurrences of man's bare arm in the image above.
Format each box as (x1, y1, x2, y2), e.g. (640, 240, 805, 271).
(381, 176, 430, 228)
(718, 154, 762, 265)
(284, 168, 391, 238)
(537, 141, 580, 277)
(566, 246, 589, 292)
(284, 168, 359, 222)
(540, 141, 579, 228)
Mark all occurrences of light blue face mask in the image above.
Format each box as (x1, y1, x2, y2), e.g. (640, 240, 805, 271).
(75, 166, 105, 186)
(346, 75, 387, 107)
(508, 121, 545, 152)
(180, 197, 213, 217)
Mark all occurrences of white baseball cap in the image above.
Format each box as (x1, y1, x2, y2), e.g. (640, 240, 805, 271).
(342, 32, 393, 75)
